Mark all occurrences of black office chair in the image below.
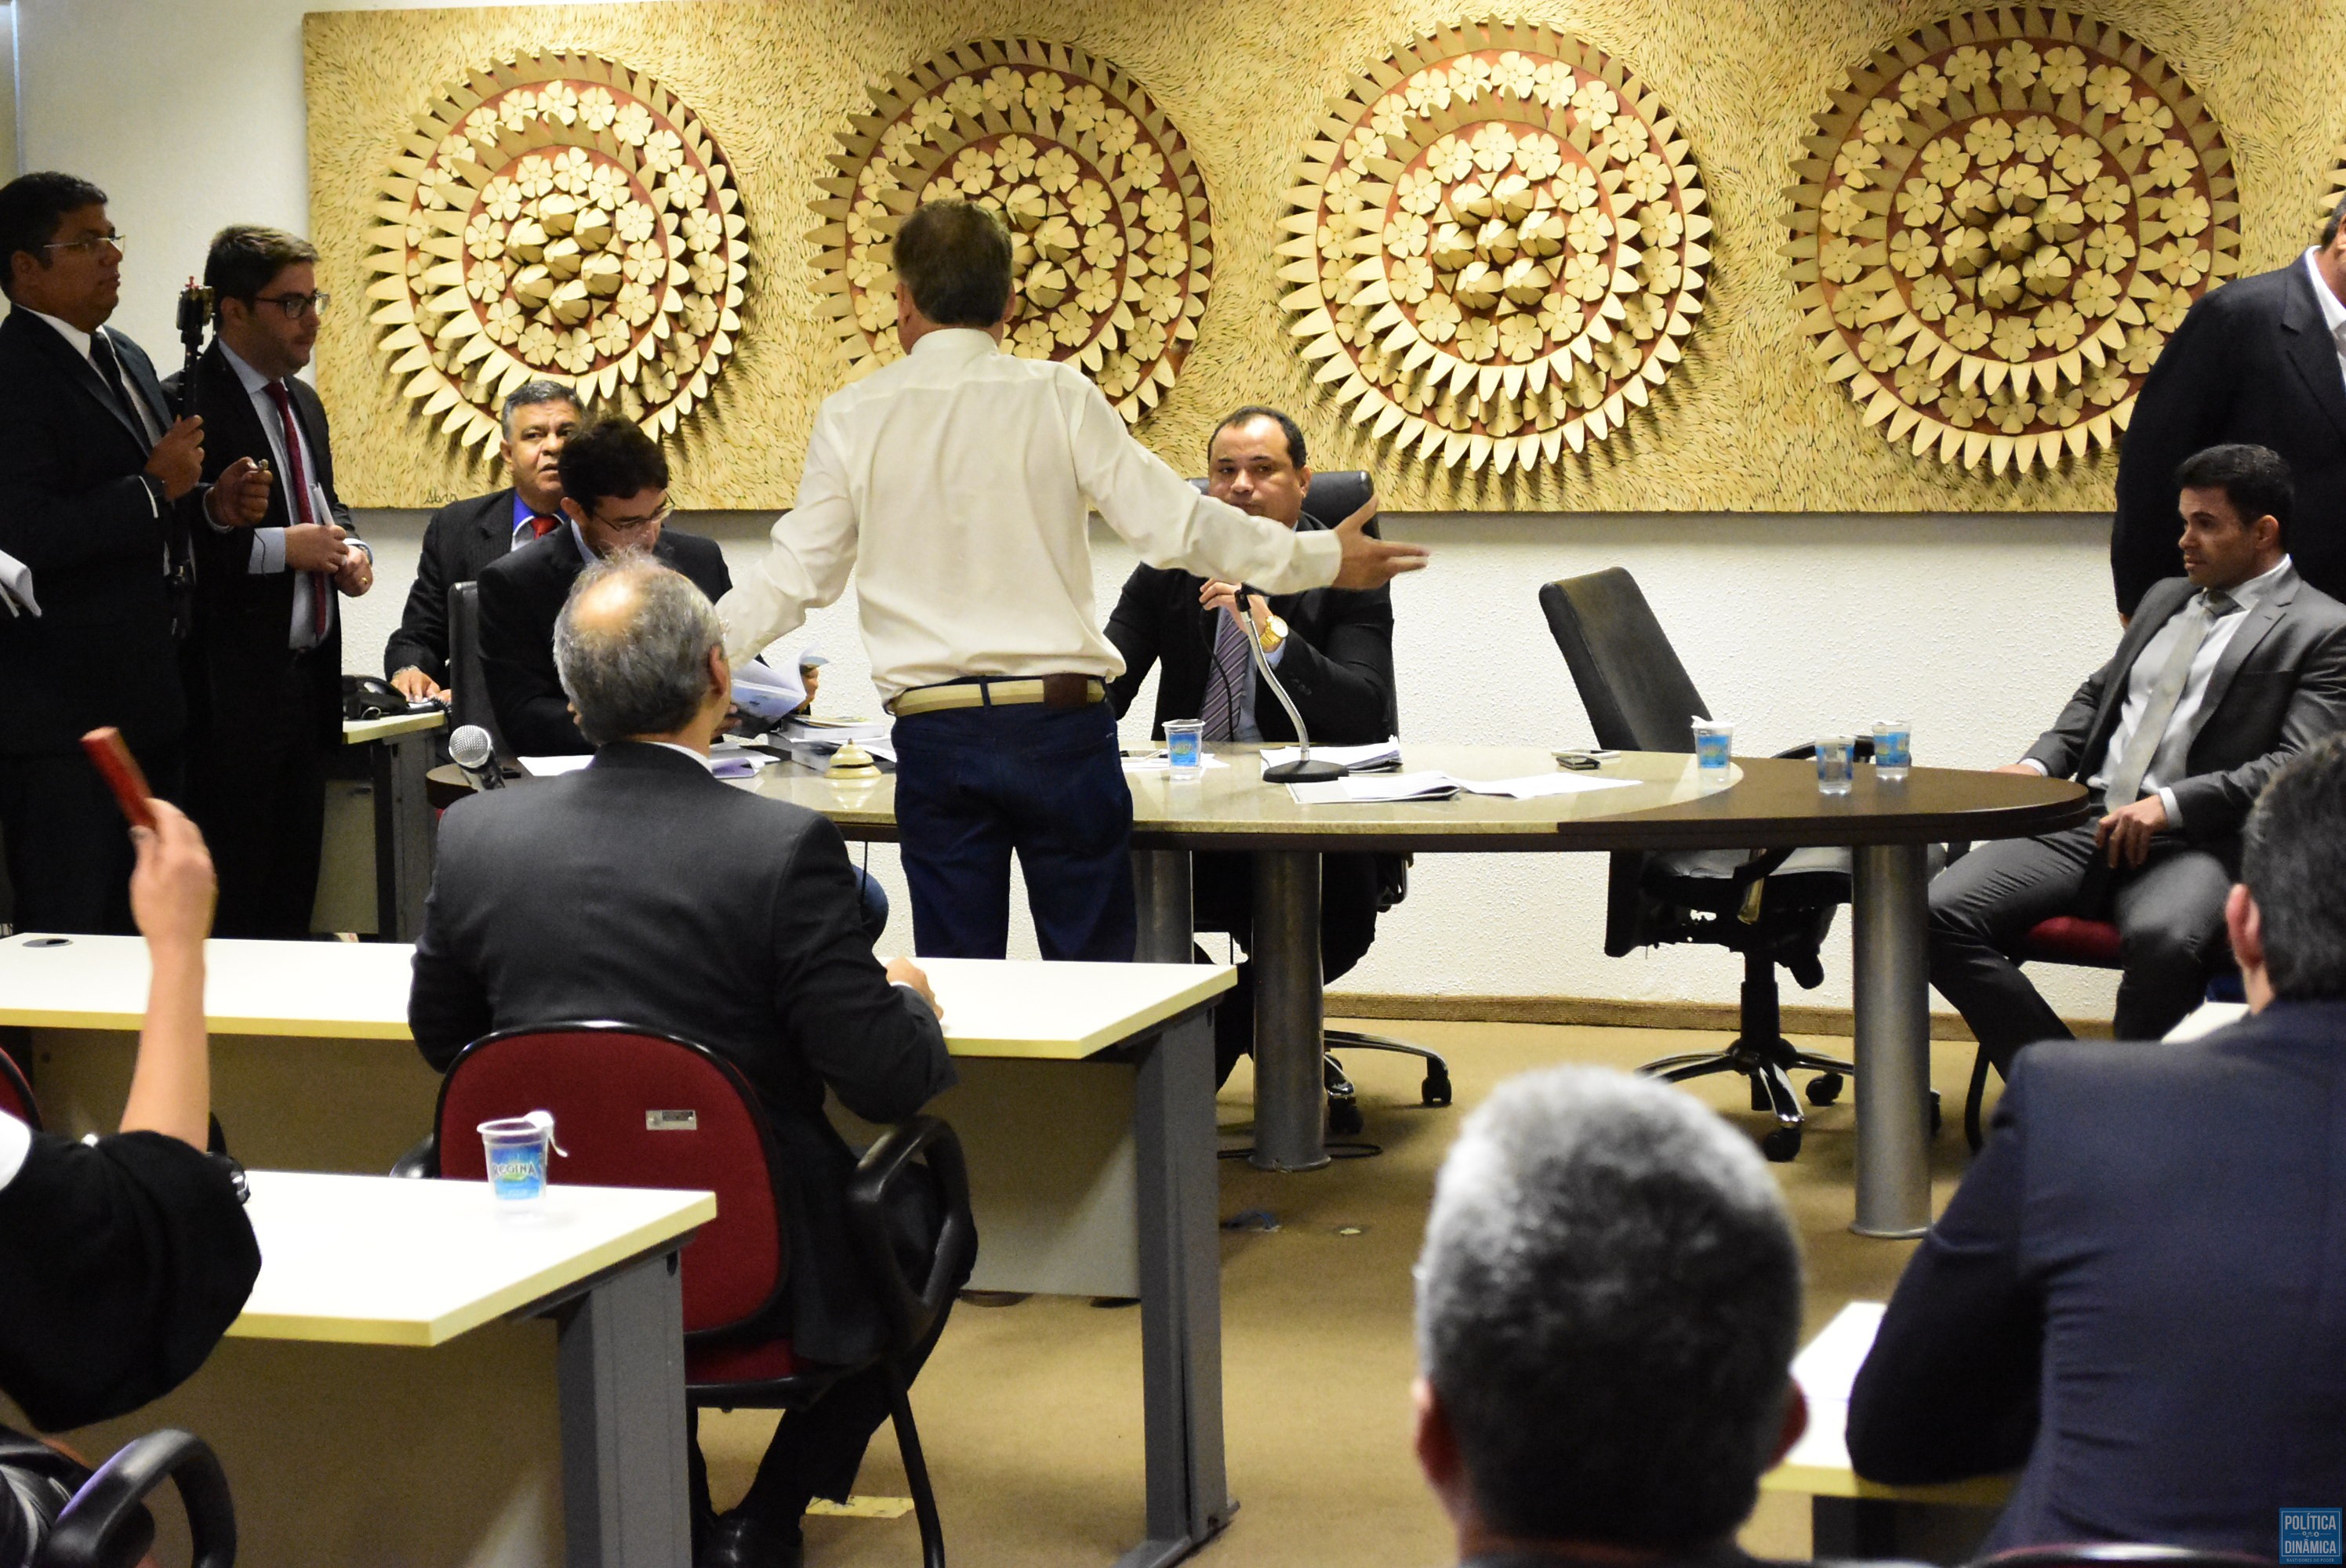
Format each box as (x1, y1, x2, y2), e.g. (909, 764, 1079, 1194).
(1184, 470, 1452, 1127)
(447, 581, 508, 762)
(0, 1427, 236, 1568)
(1542, 568, 1913, 1163)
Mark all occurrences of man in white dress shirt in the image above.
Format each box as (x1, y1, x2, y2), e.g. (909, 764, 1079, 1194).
(719, 200, 1428, 960)
(1930, 443, 2346, 1072)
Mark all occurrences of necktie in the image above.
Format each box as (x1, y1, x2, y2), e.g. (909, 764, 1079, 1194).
(265, 380, 332, 643)
(1199, 607, 1254, 742)
(2102, 587, 2242, 806)
(528, 513, 562, 539)
(85, 332, 148, 444)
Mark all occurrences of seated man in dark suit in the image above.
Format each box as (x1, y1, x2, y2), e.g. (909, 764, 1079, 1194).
(478, 415, 730, 756)
(410, 555, 956, 1567)
(1413, 1065, 1807, 1568)
(1851, 734, 2346, 1555)
(384, 379, 582, 701)
(1105, 406, 1397, 1083)
(1930, 443, 2346, 1073)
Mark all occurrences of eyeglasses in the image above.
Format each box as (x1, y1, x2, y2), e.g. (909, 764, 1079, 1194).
(590, 503, 673, 532)
(42, 231, 125, 257)
(249, 292, 332, 320)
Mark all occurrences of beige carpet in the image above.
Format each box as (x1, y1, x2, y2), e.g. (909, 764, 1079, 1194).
(699, 1019, 2001, 1567)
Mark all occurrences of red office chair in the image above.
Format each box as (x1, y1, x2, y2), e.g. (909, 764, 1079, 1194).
(1969, 1546, 2273, 1568)
(1966, 917, 2235, 1149)
(427, 1022, 975, 1568)
(0, 1051, 38, 1130)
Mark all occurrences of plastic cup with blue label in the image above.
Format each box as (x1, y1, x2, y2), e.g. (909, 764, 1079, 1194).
(1164, 720, 1205, 780)
(479, 1111, 565, 1210)
(1871, 720, 1912, 782)
(1693, 721, 1734, 790)
(1815, 735, 1857, 796)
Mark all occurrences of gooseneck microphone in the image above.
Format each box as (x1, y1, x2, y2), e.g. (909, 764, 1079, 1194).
(1247, 615, 1343, 784)
(450, 724, 504, 792)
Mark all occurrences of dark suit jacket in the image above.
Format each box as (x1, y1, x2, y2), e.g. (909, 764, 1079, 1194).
(1847, 1000, 2346, 1555)
(476, 526, 732, 755)
(409, 742, 953, 1363)
(0, 310, 187, 761)
(2112, 260, 2346, 614)
(2021, 568, 2346, 857)
(1102, 516, 1398, 745)
(384, 487, 519, 685)
(165, 344, 357, 748)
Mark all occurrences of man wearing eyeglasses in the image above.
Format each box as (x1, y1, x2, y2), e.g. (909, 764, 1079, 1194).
(165, 224, 372, 938)
(0, 174, 267, 934)
(476, 416, 730, 756)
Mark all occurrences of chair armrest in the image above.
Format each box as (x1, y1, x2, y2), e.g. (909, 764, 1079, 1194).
(43, 1430, 234, 1568)
(844, 1116, 978, 1359)
(389, 1134, 437, 1179)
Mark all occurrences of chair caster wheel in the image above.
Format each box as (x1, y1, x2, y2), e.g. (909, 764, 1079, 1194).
(1421, 1069, 1453, 1108)
(1805, 1073, 1844, 1107)
(1329, 1098, 1364, 1138)
(1929, 1089, 1943, 1138)
(1760, 1125, 1803, 1163)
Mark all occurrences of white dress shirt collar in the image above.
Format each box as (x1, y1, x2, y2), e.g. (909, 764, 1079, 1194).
(908, 326, 1000, 362)
(2307, 249, 2346, 336)
(24, 307, 94, 361)
(220, 339, 274, 396)
(2218, 554, 2293, 617)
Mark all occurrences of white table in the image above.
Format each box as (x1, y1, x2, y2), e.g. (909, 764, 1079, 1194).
(0, 937, 1240, 1568)
(1763, 1302, 2014, 1560)
(57, 1171, 712, 1567)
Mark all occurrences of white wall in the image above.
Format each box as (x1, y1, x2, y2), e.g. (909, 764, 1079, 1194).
(17, 0, 2125, 1020)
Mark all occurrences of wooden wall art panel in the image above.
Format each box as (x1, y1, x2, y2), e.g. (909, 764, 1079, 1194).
(812, 39, 1213, 425)
(1785, 9, 2240, 477)
(303, 2, 2346, 511)
(1280, 22, 1710, 476)
(364, 52, 751, 457)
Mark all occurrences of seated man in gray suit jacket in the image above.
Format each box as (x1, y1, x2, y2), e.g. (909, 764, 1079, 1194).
(409, 554, 956, 1568)
(1931, 443, 2346, 1072)
(1853, 735, 2346, 1555)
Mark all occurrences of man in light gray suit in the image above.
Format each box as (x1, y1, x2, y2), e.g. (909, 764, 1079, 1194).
(1931, 443, 2346, 1072)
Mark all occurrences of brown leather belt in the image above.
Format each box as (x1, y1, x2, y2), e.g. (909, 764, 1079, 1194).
(886, 674, 1106, 717)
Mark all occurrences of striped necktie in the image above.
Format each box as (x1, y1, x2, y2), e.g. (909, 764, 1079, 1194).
(1199, 608, 1253, 742)
(265, 380, 332, 644)
(2101, 586, 2241, 806)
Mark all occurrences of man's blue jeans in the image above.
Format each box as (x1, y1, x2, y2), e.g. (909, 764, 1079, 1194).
(890, 699, 1135, 960)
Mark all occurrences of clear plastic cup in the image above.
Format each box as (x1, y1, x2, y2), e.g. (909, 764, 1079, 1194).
(1815, 735, 1856, 796)
(1872, 720, 1912, 782)
(1164, 720, 1205, 780)
(1693, 720, 1734, 789)
(479, 1111, 564, 1209)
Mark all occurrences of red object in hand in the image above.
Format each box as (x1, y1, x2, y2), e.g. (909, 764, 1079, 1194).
(80, 727, 157, 832)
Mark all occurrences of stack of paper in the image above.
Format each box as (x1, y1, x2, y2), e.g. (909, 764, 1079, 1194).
(1285, 771, 1639, 805)
(1258, 739, 1402, 772)
(730, 658, 808, 722)
(772, 717, 896, 767)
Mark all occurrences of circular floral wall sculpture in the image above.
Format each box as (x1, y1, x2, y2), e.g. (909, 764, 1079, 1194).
(1280, 22, 1711, 476)
(1788, 11, 2241, 476)
(813, 39, 1212, 423)
(365, 53, 750, 456)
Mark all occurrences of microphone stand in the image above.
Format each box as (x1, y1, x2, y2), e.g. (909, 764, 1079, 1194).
(1246, 604, 1344, 783)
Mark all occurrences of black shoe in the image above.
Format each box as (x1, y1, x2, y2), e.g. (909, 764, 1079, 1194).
(698, 1512, 804, 1568)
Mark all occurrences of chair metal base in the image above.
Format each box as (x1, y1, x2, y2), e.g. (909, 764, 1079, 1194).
(1643, 1036, 1855, 1163)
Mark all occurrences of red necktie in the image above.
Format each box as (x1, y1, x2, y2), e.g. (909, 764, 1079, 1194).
(264, 380, 331, 641)
(528, 514, 562, 539)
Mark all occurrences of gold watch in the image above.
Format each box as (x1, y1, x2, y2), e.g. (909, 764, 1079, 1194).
(1255, 614, 1288, 655)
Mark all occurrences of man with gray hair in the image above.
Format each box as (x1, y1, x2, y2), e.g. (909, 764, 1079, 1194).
(410, 555, 956, 1566)
(383, 378, 582, 700)
(1852, 732, 2346, 1556)
(1414, 1066, 1808, 1567)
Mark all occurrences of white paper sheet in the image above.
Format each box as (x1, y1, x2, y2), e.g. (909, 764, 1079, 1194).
(1287, 771, 1461, 804)
(0, 548, 38, 618)
(1450, 773, 1640, 800)
(1258, 739, 1402, 771)
(730, 657, 808, 722)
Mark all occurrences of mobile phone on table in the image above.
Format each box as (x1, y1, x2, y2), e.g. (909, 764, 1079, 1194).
(80, 727, 157, 830)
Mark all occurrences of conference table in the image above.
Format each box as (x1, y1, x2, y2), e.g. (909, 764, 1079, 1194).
(435, 743, 2085, 1237)
(0, 936, 1241, 1568)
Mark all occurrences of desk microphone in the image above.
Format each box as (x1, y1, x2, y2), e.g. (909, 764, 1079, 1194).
(1244, 612, 1343, 784)
(450, 724, 504, 792)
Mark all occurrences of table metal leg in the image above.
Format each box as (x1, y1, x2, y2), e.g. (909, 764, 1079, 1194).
(1250, 851, 1327, 1172)
(1123, 1010, 1233, 1568)
(1132, 850, 1195, 964)
(556, 1249, 692, 1568)
(372, 731, 438, 941)
(1851, 842, 1933, 1238)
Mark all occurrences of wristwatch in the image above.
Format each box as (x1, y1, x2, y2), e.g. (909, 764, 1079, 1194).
(1255, 613, 1288, 655)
